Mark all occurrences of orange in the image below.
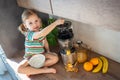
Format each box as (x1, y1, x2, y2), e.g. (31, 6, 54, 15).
(90, 57, 99, 65)
(83, 62, 93, 71)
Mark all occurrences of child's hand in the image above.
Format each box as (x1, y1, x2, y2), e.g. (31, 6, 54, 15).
(46, 50, 51, 54)
(55, 19, 65, 26)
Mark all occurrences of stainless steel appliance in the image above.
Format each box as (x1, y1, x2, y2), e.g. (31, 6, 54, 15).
(57, 21, 76, 65)
(57, 21, 74, 48)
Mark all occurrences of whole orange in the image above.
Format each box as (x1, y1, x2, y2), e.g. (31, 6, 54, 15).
(90, 57, 99, 65)
(83, 62, 93, 71)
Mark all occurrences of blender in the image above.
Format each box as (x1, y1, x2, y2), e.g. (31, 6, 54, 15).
(57, 21, 76, 65)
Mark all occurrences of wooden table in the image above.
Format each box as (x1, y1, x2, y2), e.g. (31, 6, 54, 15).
(10, 46, 120, 80)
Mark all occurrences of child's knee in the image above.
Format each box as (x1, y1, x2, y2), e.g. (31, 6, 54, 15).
(53, 55, 59, 63)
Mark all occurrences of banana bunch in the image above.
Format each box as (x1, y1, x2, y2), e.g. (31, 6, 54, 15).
(100, 56, 109, 73)
(92, 56, 109, 73)
(92, 58, 102, 73)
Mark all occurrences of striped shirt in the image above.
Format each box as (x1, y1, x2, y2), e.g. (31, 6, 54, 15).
(24, 31, 45, 59)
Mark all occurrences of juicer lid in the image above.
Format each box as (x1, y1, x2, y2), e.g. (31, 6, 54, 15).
(57, 21, 72, 29)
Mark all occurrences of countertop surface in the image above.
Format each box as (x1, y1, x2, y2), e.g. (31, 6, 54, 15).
(10, 46, 120, 80)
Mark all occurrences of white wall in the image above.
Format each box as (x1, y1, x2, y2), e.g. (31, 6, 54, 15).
(72, 21, 120, 63)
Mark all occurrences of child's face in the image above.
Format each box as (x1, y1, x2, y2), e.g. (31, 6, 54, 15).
(24, 14, 42, 32)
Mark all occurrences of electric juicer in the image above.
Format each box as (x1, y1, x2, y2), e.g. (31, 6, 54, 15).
(57, 21, 76, 65)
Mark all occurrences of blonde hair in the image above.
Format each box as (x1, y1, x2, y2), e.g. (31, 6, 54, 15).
(18, 9, 38, 34)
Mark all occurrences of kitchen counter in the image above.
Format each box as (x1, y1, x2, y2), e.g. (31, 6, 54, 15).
(10, 46, 120, 80)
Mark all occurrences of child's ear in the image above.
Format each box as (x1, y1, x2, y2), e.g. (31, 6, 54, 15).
(23, 23, 27, 28)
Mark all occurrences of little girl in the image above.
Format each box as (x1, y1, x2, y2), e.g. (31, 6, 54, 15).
(17, 9, 64, 75)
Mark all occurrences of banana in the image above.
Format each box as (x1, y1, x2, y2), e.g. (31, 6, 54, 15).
(92, 58, 102, 73)
(100, 56, 109, 73)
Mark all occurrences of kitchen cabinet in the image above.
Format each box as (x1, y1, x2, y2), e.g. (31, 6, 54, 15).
(51, 0, 120, 31)
(17, 0, 52, 14)
(17, 0, 120, 31)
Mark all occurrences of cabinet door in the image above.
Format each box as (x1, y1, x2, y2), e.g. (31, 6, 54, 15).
(52, 0, 120, 31)
(17, 0, 52, 14)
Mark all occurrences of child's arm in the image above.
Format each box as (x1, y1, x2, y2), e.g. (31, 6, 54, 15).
(44, 38, 50, 53)
(33, 19, 64, 39)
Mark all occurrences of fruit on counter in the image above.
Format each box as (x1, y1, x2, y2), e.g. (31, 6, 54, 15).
(100, 56, 109, 73)
(65, 62, 74, 72)
(65, 62, 78, 72)
(83, 62, 93, 71)
(90, 57, 99, 66)
(92, 58, 103, 73)
(83, 56, 109, 73)
(66, 49, 71, 55)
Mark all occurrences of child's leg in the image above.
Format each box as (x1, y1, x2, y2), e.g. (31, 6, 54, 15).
(17, 59, 56, 75)
(44, 53, 59, 67)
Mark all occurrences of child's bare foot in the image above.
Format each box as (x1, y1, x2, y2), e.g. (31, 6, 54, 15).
(25, 67, 56, 76)
(50, 68, 56, 73)
(43, 67, 56, 73)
